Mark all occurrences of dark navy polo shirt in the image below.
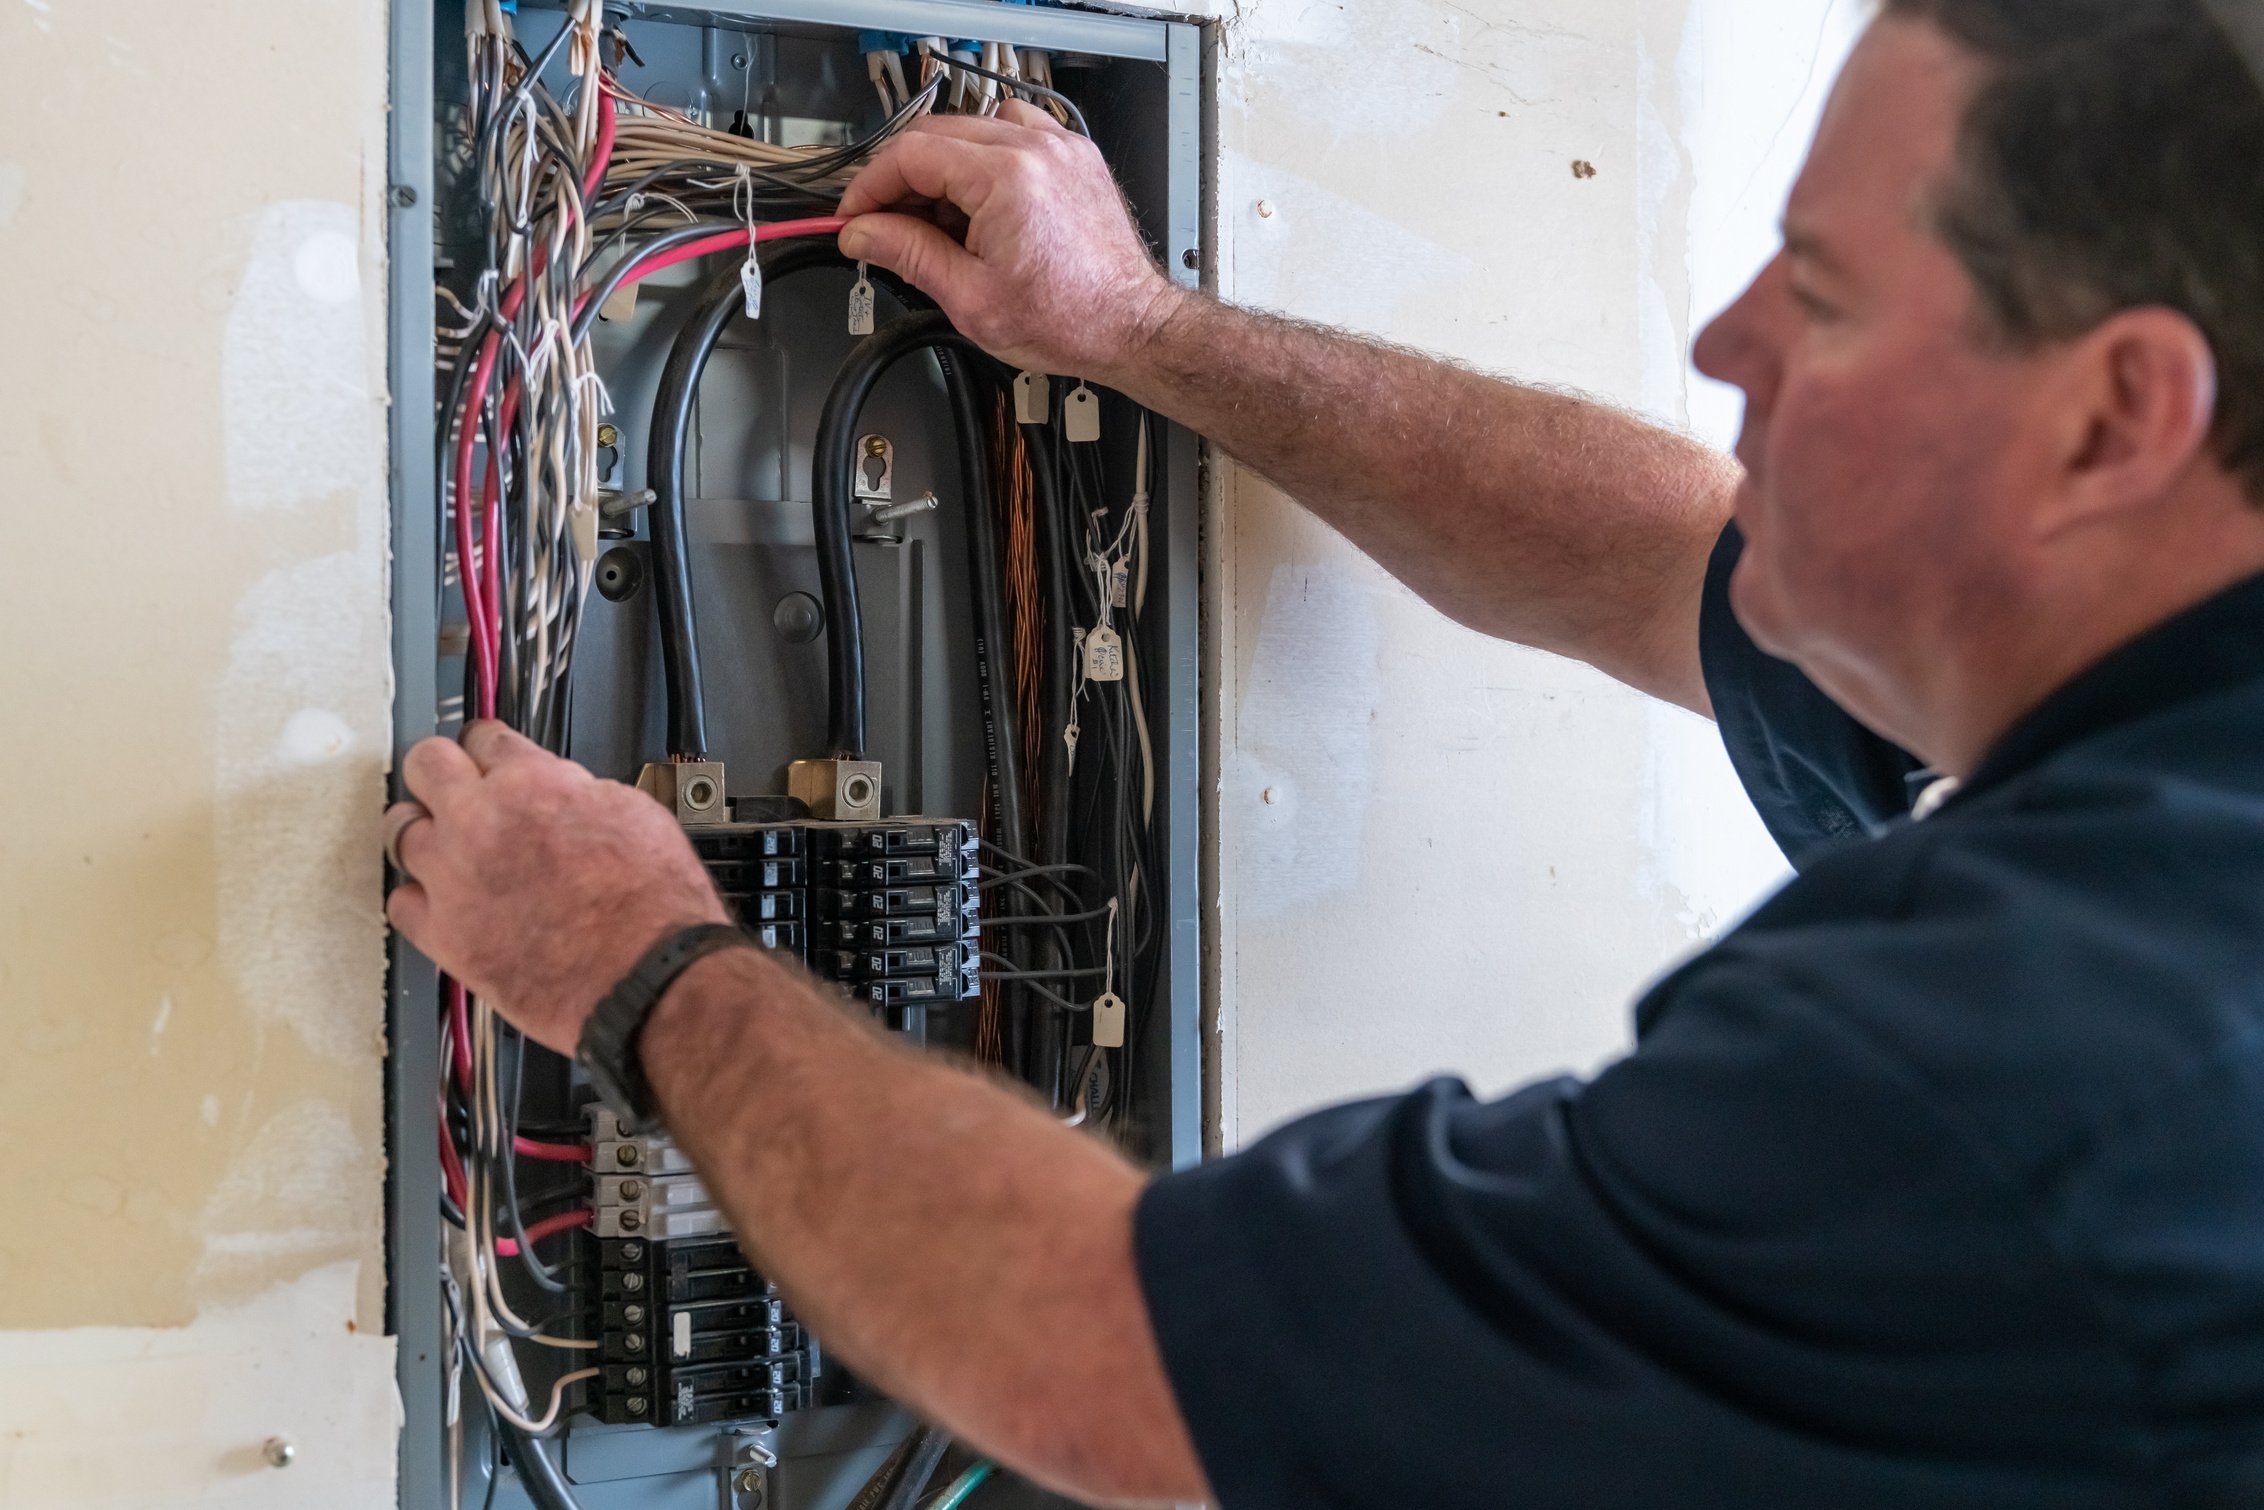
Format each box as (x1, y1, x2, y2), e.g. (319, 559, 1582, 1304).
(1136, 523, 2264, 1508)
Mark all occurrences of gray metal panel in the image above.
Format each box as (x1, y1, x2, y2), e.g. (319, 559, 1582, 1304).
(1160, 20, 1205, 1173)
(391, 2, 1206, 1503)
(385, 2, 447, 1508)
(554, 0, 1167, 60)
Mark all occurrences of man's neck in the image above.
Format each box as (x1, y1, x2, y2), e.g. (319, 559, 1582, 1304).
(1920, 511, 2264, 779)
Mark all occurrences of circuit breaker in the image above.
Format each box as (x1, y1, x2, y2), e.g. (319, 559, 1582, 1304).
(383, 2, 1203, 1506)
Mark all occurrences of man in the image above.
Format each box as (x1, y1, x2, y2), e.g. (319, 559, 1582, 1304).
(384, 2, 2264, 1504)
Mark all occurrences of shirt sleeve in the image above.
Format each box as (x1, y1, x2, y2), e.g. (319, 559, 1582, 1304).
(1132, 950, 2136, 1510)
(1700, 523, 1923, 867)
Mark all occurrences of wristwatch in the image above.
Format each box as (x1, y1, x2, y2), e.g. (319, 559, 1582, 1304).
(578, 921, 750, 1135)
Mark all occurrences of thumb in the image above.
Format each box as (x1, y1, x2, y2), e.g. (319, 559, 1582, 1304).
(839, 212, 986, 308)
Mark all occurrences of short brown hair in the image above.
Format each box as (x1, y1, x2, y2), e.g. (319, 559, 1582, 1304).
(1884, 0, 2264, 495)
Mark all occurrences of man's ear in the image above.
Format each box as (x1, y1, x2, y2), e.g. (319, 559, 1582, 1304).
(2038, 305, 2219, 537)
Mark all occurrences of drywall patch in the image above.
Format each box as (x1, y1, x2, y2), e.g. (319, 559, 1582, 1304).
(0, 1262, 397, 1509)
(220, 199, 379, 512)
(214, 541, 390, 1067)
(0, 162, 22, 226)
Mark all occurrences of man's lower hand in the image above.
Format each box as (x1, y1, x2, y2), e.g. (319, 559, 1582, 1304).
(383, 721, 729, 1056)
(836, 98, 1188, 380)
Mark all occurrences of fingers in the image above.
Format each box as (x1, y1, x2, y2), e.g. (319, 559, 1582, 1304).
(895, 111, 1042, 147)
(839, 212, 986, 303)
(384, 801, 438, 878)
(401, 736, 480, 813)
(995, 97, 1065, 134)
(838, 131, 1008, 222)
(459, 719, 543, 775)
(384, 880, 431, 946)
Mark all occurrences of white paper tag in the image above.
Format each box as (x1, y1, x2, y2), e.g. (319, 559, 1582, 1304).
(1110, 561, 1129, 608)
(1082, 625, 1124, 682)
(1014, 370, 1048, 425)
(740, 253, 764, 320)
(848, 262, 876, 336)
(1065, 383, 1101, 443)
(598, 277, 638, 324)
(1091, 990, 1127, 1049)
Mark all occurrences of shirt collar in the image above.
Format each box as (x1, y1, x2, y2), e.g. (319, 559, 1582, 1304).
(1957, 568, 2264, 804)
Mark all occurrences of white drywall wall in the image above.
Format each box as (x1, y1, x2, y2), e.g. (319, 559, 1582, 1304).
(1198, 0, 1868, 1146)
(0, 1, 399, 1505)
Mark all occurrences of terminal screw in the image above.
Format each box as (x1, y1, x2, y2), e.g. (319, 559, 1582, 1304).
(623, 1270, 645, 1290)
(619, 1210, 643, 1232)
(615, 1145, 639, 1167)
(626, 1396, 648, 1416)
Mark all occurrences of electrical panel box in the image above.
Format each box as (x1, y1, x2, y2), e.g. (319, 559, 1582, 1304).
(385, 3, 1204, 1507)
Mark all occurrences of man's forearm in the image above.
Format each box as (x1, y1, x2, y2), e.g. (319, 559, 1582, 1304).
(1106, 292, 1740, 712)
(640, 946, 1207, 1507)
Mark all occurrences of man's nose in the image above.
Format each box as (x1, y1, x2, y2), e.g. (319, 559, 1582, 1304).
(1693, 255, 1782, 402)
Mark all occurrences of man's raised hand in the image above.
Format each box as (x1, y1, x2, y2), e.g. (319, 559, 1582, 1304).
(837, 98, 1186, 379)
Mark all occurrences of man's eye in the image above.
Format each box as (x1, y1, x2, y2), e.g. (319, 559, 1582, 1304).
(1791, 284, 1840, 323)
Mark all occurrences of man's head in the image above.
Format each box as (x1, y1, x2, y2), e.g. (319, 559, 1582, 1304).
(1694, 0, 2264, 774)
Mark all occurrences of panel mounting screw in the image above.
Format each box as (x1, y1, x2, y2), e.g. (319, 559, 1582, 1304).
(391, 184, 418, 208)
(597, 423, 620, 448)
(263, 1437, 296, 1469)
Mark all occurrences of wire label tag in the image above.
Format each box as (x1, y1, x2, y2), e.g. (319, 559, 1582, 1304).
(1014, 370, 1048, 425)
(740, 252, 765, 320)
(1065, 383, 1101, 443)
(1110, 561, 1129, 608)
(848, 262, 876, 336)
(1091, 991, 1127, 1049)
(1083, 626, 1124, 682)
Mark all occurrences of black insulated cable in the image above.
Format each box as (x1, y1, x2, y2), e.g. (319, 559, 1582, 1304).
(496, 1417, 585, 1510)
(810, 311, 998, 760)
(644, 248, 926, 758)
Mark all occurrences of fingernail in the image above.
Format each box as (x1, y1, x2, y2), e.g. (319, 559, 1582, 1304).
(838, 222, 867, 256)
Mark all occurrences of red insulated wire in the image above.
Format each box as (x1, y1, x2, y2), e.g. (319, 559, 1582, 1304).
(438, 1097, 469, 1212)
(603, 217, 848, 295)
(449, 216, 848, 721)
(496, 1208, 592, 1257)
(446, 977, 475, 1091)
(582, 91, 616, 205)
(513, 1136, 593, 1163)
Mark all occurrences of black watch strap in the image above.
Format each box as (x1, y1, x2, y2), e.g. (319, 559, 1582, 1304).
(578, 922, 749, 1135)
